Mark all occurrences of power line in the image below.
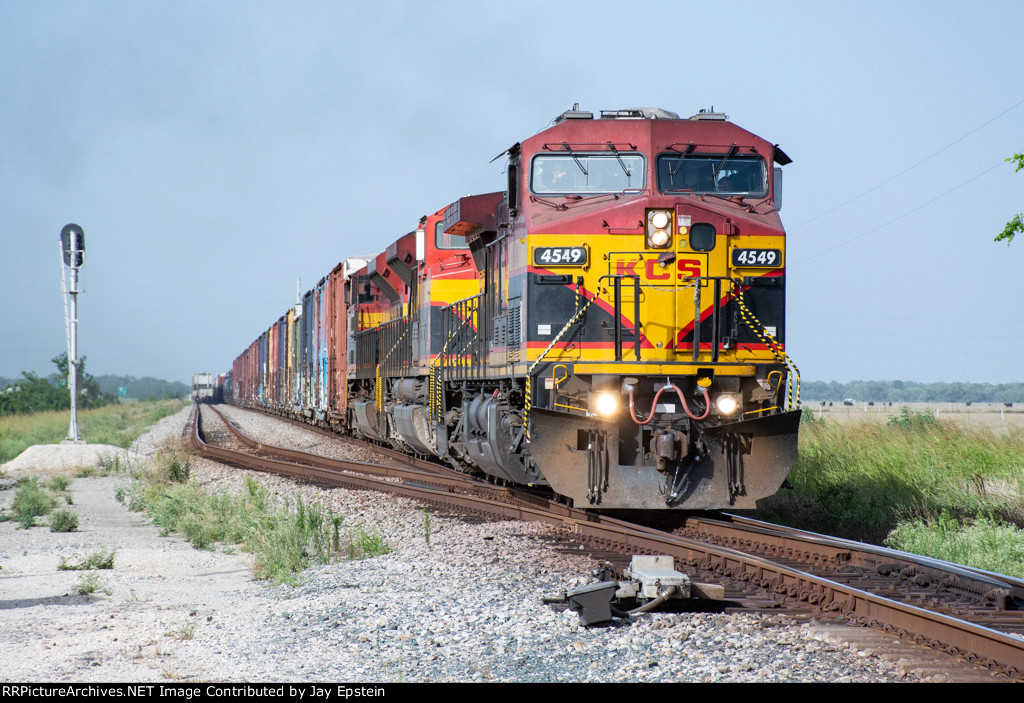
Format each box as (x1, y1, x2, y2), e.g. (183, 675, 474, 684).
(791, 160, 1006, 266)
(790, 96, 1024, 231)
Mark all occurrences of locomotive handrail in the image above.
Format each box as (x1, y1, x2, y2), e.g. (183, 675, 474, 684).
(379, 316, 412, 378)
(731, 279, 801, 409)
(430, 306, 479, 423)
(601, 219, 644, 234)
(524, 290, 600, 441)
(442, 292, 486, 309)
(597, 274, 641, 361)
(541, 141, 638, 152)
(439, 294, 483, 384)
(528, 192, 625, 211)
(592, 273, 774, 365)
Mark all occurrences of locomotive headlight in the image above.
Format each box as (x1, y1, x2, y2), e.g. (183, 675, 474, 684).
(646, 209, 673, 249)
(715, 394, 741, 415)
(592, 392, 619, 417)
(649, 230, 670, 248)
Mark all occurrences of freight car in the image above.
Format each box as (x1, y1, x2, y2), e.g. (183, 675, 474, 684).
(228, 106, 800, 510)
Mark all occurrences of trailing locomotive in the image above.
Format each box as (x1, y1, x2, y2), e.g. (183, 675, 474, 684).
(228, 106, 800, 510)
(191, 373, 215, 403)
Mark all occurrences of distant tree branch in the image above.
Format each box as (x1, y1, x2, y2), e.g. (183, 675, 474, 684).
(997, 214, 1023, 244)
(996, 153, 1024, 244)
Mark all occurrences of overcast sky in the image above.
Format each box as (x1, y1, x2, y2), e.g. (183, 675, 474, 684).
(1, 0, 1022, 385)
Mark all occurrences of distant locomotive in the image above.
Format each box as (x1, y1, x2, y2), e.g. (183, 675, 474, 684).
(227, 106, 800, 510)
(191, 373, 216, 403)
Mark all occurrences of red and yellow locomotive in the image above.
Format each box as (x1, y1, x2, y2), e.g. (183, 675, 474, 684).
(229, 106, 800, 510)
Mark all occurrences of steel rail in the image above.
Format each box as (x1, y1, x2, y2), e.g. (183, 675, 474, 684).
(204, 405, 478, 490)
(572, 513, 1024, 676)
(190, 404, 1024, 678)
(192, 406, 573, 527)
(718, 512, 1024, 602)
(203, 404, 565, 513)
(225, 402, 445, 474)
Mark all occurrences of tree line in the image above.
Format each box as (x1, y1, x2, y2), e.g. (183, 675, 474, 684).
(0, 354, 117, 416)
(93, 375, 188, 400)
(802, 380, 1024, 404)
(0, 363, 189, 414)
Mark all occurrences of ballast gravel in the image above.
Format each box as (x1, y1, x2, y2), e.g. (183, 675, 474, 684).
(0, 405, 986, 683)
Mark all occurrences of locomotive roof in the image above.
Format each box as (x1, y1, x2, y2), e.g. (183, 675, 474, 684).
(526, 106, 790, 165)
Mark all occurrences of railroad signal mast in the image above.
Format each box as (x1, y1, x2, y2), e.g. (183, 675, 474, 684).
(60, 223, 85, 444)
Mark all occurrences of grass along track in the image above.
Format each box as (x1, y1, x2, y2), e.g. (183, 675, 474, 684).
(757, 410, 1024, 576)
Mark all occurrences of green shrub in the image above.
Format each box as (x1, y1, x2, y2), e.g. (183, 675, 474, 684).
(800, 407, 824, 426)
(13, 478, 58, 528)
(244, 476, 267, 511)
(47, 475, 71, 492)
(73, 572, 108, 595)
(49, 509, 79, 532)
(886, 406, 937, 430)
(181, 515, 219, 550)
(886, 512, 1024, 578)
(250, 498, 348, 584)
(158, 450, 191, 484)
(59, 549, 116, 571)
(347, 525, 390, 560)
(99, 453, 133, 475)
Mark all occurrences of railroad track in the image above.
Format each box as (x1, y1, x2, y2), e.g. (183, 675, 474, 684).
(190, 403, 1024, 680)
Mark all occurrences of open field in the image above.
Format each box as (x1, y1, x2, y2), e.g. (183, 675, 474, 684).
(806, 401, 1024, 432)
(0, 398, 188, 465)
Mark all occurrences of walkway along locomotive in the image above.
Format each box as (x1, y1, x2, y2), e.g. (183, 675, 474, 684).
(227, 106, 801, 510)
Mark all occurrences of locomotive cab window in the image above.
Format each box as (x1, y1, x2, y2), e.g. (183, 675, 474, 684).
(531, 153, 646, 195)
(435, 220, 468, 250)
(656, 154, 767, 197)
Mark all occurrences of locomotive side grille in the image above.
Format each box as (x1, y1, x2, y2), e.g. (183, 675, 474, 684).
(493, 314, 507, 345)
(507, 303, 521, 362)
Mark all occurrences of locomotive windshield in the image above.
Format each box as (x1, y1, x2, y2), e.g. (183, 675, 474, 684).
(656, 154, 767, 197)
(531, 154, 645, 194)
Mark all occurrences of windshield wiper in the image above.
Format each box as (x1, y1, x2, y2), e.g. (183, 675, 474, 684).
(561, 142, 588, 176)
(606, 142, 632, 181)
(712, 146, 739, 183)
(666, 143, 696, 178)
(668, 154, 688, 178)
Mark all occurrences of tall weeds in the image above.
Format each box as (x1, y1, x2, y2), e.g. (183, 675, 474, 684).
(127, 461, 389, 584)
(758, 416, 1024, 547)
(884, 511, 1024, 577)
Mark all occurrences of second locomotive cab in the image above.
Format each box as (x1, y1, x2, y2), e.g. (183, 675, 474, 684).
(228, 106, 801, 511)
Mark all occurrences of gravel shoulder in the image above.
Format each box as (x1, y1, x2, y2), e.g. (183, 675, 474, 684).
(0, 406, 997, 682)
